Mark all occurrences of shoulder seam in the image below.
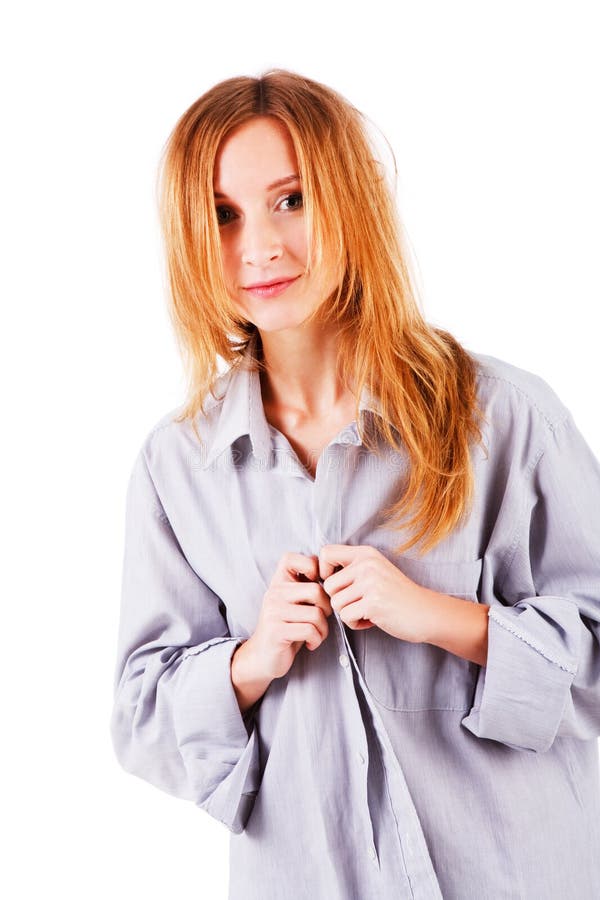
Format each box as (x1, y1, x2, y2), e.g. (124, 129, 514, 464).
(139, 445, 170, 523)
(495, 409, 572, 597)
(478, 371, 567, 431)
(146, 395, 226, 441)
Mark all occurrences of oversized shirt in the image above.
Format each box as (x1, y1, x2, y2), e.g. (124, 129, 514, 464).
(110, 332, 600, 899)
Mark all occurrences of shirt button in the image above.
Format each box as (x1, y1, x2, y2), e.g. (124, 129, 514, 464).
(357, 751, 365, 764)
(338, 653, 350, 668)
(368, 844, 377, 861)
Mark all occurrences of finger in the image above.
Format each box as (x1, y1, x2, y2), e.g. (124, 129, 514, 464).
(353, 618, 375, 629)
(284, 582, 333, 617)
(274, 552, 320, 583)
(281, 604, 328, 641)
(339, 598, 373, 630)
(318, 544, 361, 581)
(322, 564, 355, 598)
(328, 581, 362, 613)
(282, 622, 323, 650)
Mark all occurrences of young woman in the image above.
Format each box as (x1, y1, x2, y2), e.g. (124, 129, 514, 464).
(110, 70, 600, 899)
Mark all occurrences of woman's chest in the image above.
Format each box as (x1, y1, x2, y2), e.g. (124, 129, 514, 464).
(262, 399, 359, 480)
(168, 454, 491, 712)
(165, 443, 488, 636)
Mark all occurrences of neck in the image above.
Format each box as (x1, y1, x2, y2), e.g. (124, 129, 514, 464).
(257, 323, 354, 419)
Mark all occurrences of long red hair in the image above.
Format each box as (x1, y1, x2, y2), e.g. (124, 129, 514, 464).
(157, 69, 487, 556)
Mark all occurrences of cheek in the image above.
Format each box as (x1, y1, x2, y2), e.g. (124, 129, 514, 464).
(219, 240, 237, 282)
(281, 218, 308, 262)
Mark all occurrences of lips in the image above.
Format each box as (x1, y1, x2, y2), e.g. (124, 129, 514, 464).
(244, 276, 298, 289)
(243, 275, 300, 298)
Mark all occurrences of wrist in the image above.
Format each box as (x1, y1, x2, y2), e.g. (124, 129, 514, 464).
(422, 591, 490, 666)
(231, 639, 273, 715)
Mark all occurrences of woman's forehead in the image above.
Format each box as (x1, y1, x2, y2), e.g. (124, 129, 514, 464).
(214, 119, 299, 194)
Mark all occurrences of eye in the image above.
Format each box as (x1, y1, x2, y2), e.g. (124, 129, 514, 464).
(215, 192, 303, 227)
(215, 205, 235, 226)
(279, 191, 303, 212)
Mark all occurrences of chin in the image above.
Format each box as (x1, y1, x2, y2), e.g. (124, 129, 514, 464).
(236, 303, 319, 334)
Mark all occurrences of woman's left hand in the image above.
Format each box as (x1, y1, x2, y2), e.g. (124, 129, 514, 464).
(319, 544, 435, 644)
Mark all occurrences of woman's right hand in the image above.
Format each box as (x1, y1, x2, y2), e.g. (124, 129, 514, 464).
(244, 552, 334, 680)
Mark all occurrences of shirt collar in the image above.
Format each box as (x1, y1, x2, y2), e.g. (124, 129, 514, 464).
(200, 331, 390, 469)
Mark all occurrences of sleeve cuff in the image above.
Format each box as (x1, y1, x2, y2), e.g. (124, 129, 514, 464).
(173, 636, 262, 832)
(461, 600, 579, 752)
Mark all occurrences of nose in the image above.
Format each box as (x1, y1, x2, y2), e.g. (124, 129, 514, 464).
(240, 214, 283, 267)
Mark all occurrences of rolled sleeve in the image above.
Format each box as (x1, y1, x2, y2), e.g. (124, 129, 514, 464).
(462, 412, 600, 752)
(110, 447, 261, 832)
(175, 636, 261, 832)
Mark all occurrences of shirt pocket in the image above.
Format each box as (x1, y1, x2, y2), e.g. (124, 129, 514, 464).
(360, 557, 484, 711)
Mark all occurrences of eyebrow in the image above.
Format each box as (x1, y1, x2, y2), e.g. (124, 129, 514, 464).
(213, 174, 300, 200)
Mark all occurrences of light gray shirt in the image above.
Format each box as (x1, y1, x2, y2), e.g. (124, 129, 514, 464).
(110, 333, 600, 898)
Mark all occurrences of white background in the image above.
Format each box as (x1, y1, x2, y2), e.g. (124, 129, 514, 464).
(2, 1, 598, 897)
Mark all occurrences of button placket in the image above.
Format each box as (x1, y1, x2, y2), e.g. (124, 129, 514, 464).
(333, 613, 379, 871)
(349, 646, 443, 896)
(325, 573, 443, 890)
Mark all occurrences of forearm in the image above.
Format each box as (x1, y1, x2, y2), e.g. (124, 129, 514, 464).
(421, 590, 490, 666)
(231, 639, 273, 714)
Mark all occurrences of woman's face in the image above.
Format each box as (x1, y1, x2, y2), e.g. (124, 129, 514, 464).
(213, 116, 338, 333)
